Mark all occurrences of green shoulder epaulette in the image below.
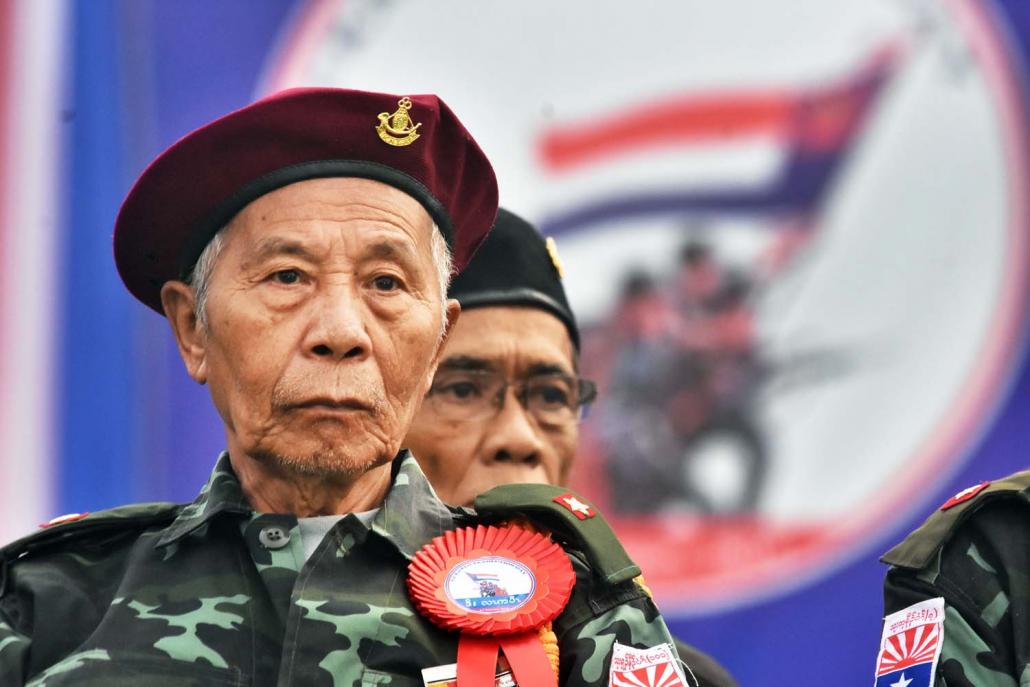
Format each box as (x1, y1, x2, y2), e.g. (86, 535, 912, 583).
(474, 484, 640, 585)
(881, 469, 1030, 570)
(0, 501, 182, 563)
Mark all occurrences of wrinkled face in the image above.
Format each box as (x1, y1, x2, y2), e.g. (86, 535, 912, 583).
(405, 306, 578, 506)
(165, 177, 455, 479)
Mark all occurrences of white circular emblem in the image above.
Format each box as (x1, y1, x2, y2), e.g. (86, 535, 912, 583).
(444, 556, 537, 614)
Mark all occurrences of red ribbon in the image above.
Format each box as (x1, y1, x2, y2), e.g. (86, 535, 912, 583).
(456, 632, 556, 687)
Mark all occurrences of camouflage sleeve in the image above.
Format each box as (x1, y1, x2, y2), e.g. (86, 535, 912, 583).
(883, 499, 1030, 686)
(555, 570, 682, 687)
(0, 606, 29, 686)
(0, 547, 115, 685)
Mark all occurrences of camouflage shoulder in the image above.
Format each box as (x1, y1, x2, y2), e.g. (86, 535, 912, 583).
(0, 501, 183, 561)
(473, 484, 640, 585)
(882, 469, 1030, 570)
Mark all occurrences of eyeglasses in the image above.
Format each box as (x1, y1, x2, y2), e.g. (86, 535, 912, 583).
(424, 368, 598, 427)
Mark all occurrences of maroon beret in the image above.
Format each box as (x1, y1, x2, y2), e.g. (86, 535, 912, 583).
(114, 87, 499, 314)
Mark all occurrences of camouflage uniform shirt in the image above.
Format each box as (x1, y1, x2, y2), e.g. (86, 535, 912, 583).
(0, 452, 682, 686)
(881, 469, 1030, 686)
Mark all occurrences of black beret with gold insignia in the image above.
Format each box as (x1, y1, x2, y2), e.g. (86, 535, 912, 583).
(449, 208, 579, 349)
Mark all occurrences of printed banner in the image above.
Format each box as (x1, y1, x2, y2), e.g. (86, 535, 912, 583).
(2, 0, 1027, 683)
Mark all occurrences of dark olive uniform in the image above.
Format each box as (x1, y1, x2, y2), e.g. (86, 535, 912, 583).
(881, 469, 1030, 685)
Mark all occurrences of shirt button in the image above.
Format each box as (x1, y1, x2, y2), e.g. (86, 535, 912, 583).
(259, 525, 290, 550)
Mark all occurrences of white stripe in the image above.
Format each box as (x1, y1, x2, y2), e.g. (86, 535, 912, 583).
(0, 0, 67, 544)
(538, 136, 786, 222)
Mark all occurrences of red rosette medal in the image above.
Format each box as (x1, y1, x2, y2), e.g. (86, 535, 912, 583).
(407, 524, 575, 687)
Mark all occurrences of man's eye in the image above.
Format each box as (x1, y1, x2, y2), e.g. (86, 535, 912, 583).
(272, 269, 301, 285)
(372, 275, 399, 291)
(436, 381, 482, 401)
(529, 384, 571, 408)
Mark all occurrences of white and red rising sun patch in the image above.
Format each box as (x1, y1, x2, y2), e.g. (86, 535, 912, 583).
(608, 642, 690, 687)
(874, 597, 944, 687)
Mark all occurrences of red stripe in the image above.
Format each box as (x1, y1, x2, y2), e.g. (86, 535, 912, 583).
(537, 42, 902, 173)
(538, 91, 794, 172)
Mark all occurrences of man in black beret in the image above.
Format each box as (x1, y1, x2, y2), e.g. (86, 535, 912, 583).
(406, 208, 584, 506)
(406, 208, 739, 687)
(0, 89, 687, 687)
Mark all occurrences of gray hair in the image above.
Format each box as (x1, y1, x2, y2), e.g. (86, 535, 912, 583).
(189, 222, 453, 334)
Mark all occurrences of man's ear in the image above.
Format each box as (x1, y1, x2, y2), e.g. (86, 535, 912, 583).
(422, 299, 461, 394)
(440, 298, 461, 350)
(160, 280, 208, 384)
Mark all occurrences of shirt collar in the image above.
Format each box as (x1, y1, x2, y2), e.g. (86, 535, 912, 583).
(156, 451, 251, 548)
(156, 450, 459, 554)
(369, 450, 460, 560)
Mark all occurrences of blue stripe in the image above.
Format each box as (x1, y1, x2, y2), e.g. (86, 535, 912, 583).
(58, 0, 137, 513)
(538, 153, 841, 237)
(874, 663, 934, 687)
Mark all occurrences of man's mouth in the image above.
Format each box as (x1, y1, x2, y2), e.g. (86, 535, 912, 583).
(289, 397, 373, 414)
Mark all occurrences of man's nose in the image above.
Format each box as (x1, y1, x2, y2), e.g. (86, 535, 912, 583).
(304, 284, 372, 361)
(481, 388, 545, 467)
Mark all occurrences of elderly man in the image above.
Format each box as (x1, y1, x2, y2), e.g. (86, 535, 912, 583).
(406, 209, 739, 687)
(0, 89, 685, 687)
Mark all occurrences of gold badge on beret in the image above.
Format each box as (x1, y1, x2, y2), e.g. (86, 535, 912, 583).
(545, 237, 566, 279)
(377, 96, 422, 146)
